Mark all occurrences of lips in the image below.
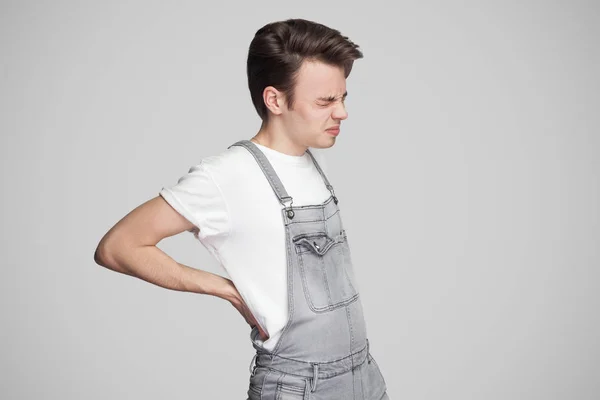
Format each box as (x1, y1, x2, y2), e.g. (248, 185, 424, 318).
(326, 126, 340, 134)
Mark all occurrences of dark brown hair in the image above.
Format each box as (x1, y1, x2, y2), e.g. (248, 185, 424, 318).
(247, 18, 363, 121)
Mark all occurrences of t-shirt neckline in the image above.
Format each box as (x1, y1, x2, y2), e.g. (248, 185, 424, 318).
(253, 142, 311, 167)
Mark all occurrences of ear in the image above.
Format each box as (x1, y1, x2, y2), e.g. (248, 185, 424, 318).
(262, 86, 285, 116)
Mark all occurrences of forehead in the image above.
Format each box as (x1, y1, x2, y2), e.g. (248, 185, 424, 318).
(294, 60, 346, 97)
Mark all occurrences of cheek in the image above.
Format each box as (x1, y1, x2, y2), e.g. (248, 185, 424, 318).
(296, 107, 321, 122)
(292, 105, 329, 128)
(307, 108, 331, 123)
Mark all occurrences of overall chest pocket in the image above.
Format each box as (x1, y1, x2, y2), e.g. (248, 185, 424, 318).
(292, 230, 359, 313)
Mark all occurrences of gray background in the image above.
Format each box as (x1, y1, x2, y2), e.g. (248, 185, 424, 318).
(1, 1, 598, 399)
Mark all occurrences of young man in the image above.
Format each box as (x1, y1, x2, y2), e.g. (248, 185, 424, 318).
(95, 18, 389, 399)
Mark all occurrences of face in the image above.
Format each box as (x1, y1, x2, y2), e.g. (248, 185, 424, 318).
(280, 60, 349, 149)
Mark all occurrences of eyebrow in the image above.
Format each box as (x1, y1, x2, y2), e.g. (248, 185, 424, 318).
(317, 91, 348, 102)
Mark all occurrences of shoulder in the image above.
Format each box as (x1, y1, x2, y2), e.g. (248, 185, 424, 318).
(199, 144, 253, 171)
(159, 146, 251, 214)
(195, 144, 257, 187)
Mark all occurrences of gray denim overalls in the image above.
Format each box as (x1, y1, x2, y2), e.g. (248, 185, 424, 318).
(228, 140, 389, 400)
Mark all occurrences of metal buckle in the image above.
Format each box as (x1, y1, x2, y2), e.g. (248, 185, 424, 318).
(328, 186, 338, 204)
(283, 197, 295, 219)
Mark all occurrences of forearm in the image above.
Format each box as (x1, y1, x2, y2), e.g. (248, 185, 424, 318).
(96, 243, 234, 299)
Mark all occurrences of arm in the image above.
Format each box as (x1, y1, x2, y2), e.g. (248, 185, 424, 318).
(93, 195, 234, 299)
(94, 193, 269, 340)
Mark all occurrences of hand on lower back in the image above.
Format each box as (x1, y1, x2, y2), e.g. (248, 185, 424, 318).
(223, 278, 270, 341)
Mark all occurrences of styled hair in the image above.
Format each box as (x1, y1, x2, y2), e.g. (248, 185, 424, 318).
(247, 18, 363, 121)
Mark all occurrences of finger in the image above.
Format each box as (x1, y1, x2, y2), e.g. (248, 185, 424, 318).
(247, 315, 268, 340)
(258, 326, 269, 340)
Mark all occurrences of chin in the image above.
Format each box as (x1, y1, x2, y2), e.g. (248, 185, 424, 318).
(317, 139, 336, 149)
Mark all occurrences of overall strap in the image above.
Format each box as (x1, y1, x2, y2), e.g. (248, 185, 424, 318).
(228, 140, 338, 209)
(228, 140, 292, 208)
(305, 148, 336, 201)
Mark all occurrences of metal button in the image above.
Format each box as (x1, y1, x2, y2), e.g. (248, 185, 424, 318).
(286, 209, 295, 219)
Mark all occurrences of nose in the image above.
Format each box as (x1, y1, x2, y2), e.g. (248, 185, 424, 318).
(332, 101, 348, 121)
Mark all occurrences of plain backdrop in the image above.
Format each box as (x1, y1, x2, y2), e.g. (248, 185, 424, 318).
(1, 1, 599, 399)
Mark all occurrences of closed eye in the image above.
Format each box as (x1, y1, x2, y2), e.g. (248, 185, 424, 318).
(317, 97, 347, 107)
(317, 91, 348, 105)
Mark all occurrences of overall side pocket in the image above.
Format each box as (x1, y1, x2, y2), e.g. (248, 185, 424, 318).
(275, 381, 306, 400)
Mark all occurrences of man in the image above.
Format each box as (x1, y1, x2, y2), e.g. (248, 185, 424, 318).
(95, 18, 389, 399)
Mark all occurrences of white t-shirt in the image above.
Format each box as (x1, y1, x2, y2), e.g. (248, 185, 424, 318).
(159, 142, 332, 351)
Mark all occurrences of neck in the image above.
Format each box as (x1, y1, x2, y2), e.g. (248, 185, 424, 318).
(251, 120, 307, 157)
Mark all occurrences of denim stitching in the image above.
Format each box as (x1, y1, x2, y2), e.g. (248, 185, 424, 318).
(232, 141, 384, 395)
(272, 227, 295, 354)
(345, 304, 355, 369)
(234, 143, 335, 204)
(341, 247, 357, 295)
(297, 244, 334, 306)
(285, 195, 335, 210)
(359, 360, 366, 400)
(286, 208, 341, 227)
(232, 142, 291, 205)
(282, 207, 341, 225)
(275, 372, 285, 400)
(305, 149, 333, 190)
(260, 369, 271, 400)
(260, 341, 368, 366)
(297, 249, 360, 313)
(292, 231, 343, 255)
(294, 230, 359, 313)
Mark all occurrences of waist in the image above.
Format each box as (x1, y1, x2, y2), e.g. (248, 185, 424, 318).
(253, 339, 370, 379)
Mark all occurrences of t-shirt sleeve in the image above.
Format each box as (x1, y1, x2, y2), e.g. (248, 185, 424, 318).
(159, 162, 230, 251)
